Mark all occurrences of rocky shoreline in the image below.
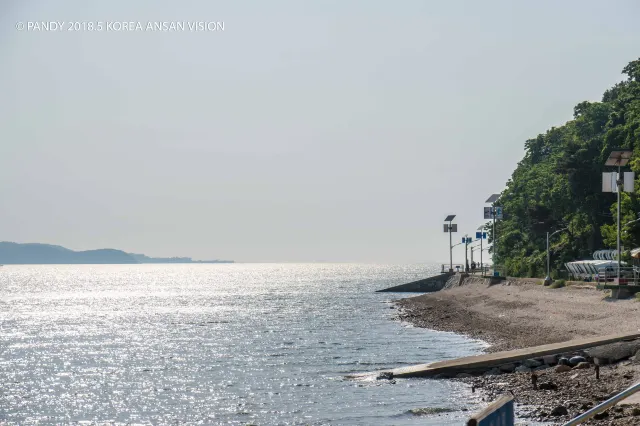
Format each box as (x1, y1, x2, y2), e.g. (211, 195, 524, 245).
(394, 277, 640, 425)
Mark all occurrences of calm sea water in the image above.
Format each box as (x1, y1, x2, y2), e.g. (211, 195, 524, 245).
(0, 264, 488, 425)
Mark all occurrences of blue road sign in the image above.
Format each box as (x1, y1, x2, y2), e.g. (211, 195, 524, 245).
(467, 237, 472, 243)
(483, 232, 487, 239)
(476, 232, 482, 239)
(462, 238, 465, 243)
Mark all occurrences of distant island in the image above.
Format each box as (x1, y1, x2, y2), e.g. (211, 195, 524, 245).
(0, 242, 233, 265)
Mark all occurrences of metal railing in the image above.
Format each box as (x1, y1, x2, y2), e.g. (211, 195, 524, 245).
(440, 263, 466, 273)
(440, 264, 491, 275)
(595, 266, 638, 285)
(469, 382, 640, 425)
(467, 394, 514, 426)
(562, 381, 640, 425)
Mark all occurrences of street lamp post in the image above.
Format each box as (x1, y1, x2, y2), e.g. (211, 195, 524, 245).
(486, 194, 501, 275)
(444, 215, 457, 273)
(477, 225, 487, 276)
(604, 150, 634, 284)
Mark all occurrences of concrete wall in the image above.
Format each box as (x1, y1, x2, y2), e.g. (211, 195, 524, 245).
(376, 273, 453, 292)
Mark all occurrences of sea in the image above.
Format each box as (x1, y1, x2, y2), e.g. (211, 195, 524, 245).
(0, 263, 489, 425)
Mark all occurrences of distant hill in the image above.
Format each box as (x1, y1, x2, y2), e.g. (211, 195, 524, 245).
(128, 253, 234, 264)
(0, 242, 233, 265)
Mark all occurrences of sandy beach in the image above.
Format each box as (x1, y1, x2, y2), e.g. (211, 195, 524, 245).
(396, 277, 640, 425)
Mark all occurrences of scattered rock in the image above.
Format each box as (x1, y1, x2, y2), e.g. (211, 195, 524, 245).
(515, 365, 532, 373)
(539, 382, 558, 391)
(499, 363, 516, 373)
(543, 355, 558, 366)
(522, 358, 543, 368)
(377, 372, 393, 380)
(593, 410, 609, 420)
(550, 405, 568, 416)
(555, 364, 573, 373)
(484, 368, 501, 376)
(408, 407, 455, 416)
(573, 362, 591, 370)
(569, 356, 587, 366)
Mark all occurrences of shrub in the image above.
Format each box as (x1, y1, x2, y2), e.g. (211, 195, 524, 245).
(550, 279, 566, 289)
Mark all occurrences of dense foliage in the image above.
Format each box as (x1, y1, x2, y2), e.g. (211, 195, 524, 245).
(492, 59, 640, 277)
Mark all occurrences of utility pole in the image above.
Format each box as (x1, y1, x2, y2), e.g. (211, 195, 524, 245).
(465, 234, 469, 273)
(486, 194, 500, 276)
(617, 164, 622, 285)
(493, 207, 496, 274)
(545, 227, 568, 286)
(546, 231, 550, 284)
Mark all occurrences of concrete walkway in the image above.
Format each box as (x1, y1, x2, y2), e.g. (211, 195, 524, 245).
(348, 331, 640, 379)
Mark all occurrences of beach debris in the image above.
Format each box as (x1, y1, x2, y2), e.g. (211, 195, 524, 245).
(573, 361, 591, 370)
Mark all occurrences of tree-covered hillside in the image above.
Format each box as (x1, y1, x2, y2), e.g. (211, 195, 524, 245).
(493, 58, 640, 277)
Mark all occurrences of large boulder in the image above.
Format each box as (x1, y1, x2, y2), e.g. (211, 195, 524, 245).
(569, 356, 587, 366)
(585, 340, 640, 364)
(523, 359, 543, 368)
(499, 363, 516, 373)
(543, 355, 558, 366)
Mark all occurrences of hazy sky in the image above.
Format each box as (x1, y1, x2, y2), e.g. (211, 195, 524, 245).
(1, 1, 639, 263)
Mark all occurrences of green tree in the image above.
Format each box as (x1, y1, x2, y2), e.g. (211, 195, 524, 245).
(493, 58, 640, 277)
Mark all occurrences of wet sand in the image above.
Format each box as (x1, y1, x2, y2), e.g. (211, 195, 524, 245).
(395, 277, 640, 425)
